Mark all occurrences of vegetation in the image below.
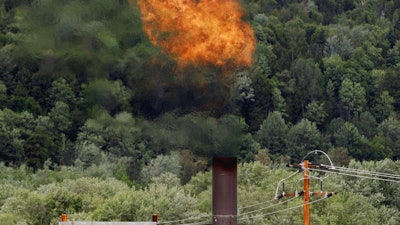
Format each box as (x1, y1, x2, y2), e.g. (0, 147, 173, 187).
(0, 0, 400, 224)
(0, 160, 399, 225)
(1, 0, 400, 168)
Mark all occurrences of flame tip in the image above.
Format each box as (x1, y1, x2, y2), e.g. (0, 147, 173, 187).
(136, 0, 256, 70)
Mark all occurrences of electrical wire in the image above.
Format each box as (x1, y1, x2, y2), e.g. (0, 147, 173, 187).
(274, 171, 300, 198)
(300, 150, 400, 180)
(324, 165, 400, 179)
(162, 198, 298, 224)
(178, 221, 211, 225)
(237, 197, 329, 221)
(158, 214, 211, 225)
(161, 172, 300, 225)
(309, 168, 400, 183)
(303, 150, 335, 169)
(302, 150, 335, 180)
(238, 198, 278, 210)
(313, 166, 400, 181)
(238, 197, 297, 216)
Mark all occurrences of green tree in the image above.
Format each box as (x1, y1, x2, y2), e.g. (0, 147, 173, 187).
(285, 58, 323, 122)
(75, 111, 148, 180)
(319, 193, 382, 225)
(348, 0, 391, 25)
(314, 0, 355, 24)
(305, 100, 327, 126)
(181, 114, 250, 158)
(83, 79, 132, 116)
(307, 24, 326, 62)
(7, 96, 42, 116)
(23, 126, 51, 170)
(285, 18, 309, 61)
(372, 91, 395, 122)
(141, 151, 182, 184)
(378, 116, 400, 160)
(286, 119, 322, 161)
(0, 109, 35, 165)
(235, 71, 255, 104)
(339, 78, 367, 119)
(179, 150, 207, 184)
(238, 134, 261, 163)
(242, 43, 276, 130)
(263, 15, 288, 72)
(93, 174, 199, 222)
(324, 35, 354, 58)
(333, 121, 368, 160)
(253, 148, 272, 165)
(351, 111, 377, 139)
(244, 70, 274, 131)
(256, 111, 288, 155)
(345, 159, 400, 210)
(184, 170, 211, 196)
(48, 78, 77, 108)
(48, 101, 72, 133)
(327, 147, 352, 166)
(365, 136, 392, 160)
(380, 67, 400, 111)
(140, 113, 187, 156)
(47, 78, 84, 145)
(271, 87, 287, 114)
(12, 0, 144, 80)
(322, 55, 349, 100)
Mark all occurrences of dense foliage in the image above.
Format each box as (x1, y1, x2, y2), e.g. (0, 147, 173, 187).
(1, 0, 400, 170)
(1, 0, 400, 223)
(0, 160, 399, 225)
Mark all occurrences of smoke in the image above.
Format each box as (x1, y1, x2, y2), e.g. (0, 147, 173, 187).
(130, 0, 256, 157)
(144, 113, 250, 157)
(134, 0, 256, 70)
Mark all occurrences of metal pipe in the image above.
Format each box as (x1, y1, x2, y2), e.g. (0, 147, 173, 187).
(212, 157, 237, 225)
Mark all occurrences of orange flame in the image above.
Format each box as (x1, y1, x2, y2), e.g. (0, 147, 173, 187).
(135, 0, 256, 69)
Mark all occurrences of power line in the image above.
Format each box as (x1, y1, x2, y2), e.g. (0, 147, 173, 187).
(274, 171, 300, 199)
(163, 151, 400, 225)
(237, 197, 329, 221)
(285, 160, 337, 225)
(178, 221, 211, 225)
(162, 198, 297, 225)
(238, 198, 278, 210)
(309, 168, 400, 183)
(324, 165, 400, 179)
(303, 150, 335, 168)
(158, 214, 211, 225)
(161, 172, 300, 225)
(163, 197, 298, 224)
(238, 197, 296, 216)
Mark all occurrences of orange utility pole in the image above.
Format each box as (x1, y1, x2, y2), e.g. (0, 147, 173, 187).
(278, 160, 336, 225)
(303, 160, 310, 225)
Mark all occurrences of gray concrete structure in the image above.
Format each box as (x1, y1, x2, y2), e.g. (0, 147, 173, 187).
(59, 222, 157, 225)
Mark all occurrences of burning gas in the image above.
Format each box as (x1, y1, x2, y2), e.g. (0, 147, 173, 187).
(134, 0, 256, 69)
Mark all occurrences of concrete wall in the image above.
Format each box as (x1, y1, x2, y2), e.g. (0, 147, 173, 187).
(59, 222, 157, 225)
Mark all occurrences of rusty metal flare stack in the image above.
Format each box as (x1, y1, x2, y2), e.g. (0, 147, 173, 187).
(212, 157, 237, 225)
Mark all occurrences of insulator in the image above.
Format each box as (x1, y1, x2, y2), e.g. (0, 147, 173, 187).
(275, 194, 284, 200)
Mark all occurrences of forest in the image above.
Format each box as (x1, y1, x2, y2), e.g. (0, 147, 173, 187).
(0, 0, 400, 224)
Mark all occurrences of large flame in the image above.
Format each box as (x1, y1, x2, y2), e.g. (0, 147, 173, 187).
(134, 0, 256, 69)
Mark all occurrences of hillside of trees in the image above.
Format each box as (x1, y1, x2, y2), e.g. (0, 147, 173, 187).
(0, 159, 399, 225)
(0, 0, 400, 224)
